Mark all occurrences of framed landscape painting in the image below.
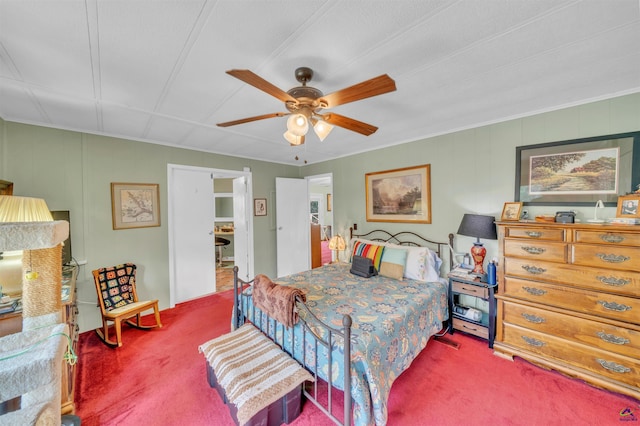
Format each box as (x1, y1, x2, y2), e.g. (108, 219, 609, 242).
(365, 164, 431, 223)
(515, 131, 640, 206)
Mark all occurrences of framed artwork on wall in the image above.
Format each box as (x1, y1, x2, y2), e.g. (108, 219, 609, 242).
(254, 198, 267, 216)
(515, 131, 640, 206)
(501, 202, 523, 221)
(111, 183, 160, 230)
(365, 164, 431, 223)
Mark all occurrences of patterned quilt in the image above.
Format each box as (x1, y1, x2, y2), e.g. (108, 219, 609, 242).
(239, 263, 449, 426)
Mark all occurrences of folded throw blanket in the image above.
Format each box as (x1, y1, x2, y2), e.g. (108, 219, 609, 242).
(252, 274, 306, 328)
(199, 324, 314, 426)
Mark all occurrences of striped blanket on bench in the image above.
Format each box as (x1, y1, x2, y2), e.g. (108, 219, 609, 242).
(199, 323, 314, 426)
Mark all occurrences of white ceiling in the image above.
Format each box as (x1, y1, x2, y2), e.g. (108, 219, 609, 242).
(1, 1, 639, 166)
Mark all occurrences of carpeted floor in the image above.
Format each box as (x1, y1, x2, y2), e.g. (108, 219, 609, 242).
(74, 290, 639, 425)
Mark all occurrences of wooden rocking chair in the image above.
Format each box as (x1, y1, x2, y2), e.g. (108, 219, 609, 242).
(92, 263, 162, 347)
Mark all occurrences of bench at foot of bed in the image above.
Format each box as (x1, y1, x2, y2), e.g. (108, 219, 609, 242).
(199, 323, 314, 426)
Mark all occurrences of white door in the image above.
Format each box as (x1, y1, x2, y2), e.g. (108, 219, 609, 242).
(168, 166, 216, 304)
(233, 176, 250, 281)
(276, 177, 310, 278)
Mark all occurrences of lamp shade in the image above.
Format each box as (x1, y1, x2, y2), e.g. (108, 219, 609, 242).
(457, 213, 497, 241)
(0, 196, 53, 222)
(328, 234, 346, 251)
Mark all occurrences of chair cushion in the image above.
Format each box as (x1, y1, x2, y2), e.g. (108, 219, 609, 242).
(96, 263, 136, 311)
(104, 300, 158, 318)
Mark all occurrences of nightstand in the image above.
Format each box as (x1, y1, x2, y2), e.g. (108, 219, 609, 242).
(448, 273, 497, 348)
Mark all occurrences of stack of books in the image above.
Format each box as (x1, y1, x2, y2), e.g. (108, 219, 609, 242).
(0, 298, 19, 315)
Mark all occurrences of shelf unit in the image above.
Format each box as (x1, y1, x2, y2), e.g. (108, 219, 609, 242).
(448, 273, 497, 348)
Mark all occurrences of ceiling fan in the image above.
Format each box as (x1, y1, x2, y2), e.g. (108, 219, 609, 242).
(216, 67, 396, 145)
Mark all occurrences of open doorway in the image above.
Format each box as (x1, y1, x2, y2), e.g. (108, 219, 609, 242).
(307, 174, 333, 268)
(167, 164, 253, 307)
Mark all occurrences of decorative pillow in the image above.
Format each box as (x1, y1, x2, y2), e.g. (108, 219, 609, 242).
(379, 247, 408, 280)
(96, 263, 136, 311)
(402, 246, 430, 281)
(352, 241, 385, 272)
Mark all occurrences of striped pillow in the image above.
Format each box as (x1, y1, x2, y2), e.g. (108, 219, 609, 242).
(352, 241, 385, 272)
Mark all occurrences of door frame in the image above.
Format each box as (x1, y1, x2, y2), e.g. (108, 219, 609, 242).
(167, 164, 253, 307)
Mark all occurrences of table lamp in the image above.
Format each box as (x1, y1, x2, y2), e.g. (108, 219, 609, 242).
(456, 213, 497, 275)
(328, 234, 346, 263)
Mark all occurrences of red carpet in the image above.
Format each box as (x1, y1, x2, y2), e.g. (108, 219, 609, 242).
(75, 291, 639, 425)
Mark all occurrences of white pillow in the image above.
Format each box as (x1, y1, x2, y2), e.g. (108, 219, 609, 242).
(383, 243, 440, 282)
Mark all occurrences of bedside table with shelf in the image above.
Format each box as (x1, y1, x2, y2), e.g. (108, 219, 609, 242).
(448, 273, 497, 348)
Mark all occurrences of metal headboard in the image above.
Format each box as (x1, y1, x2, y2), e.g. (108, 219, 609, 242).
(349, 228, 455, 270)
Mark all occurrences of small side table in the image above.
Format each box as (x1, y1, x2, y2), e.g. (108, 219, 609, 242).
(447, 273, 497, 348)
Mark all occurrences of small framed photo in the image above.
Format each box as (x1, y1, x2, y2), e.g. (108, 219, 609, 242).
(111, 183, 160, 230)
(616, 195, 640, 218)
(254, 198, 267, 216)
(501, 202, 523, 221)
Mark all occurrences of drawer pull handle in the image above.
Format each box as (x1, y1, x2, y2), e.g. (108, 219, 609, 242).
(461, 286, 478, 293)
(596, 331, 630, 345)
(596, 253, 630, 264)
(521, 246, 546, 255)
(596, 275, 630, 287)
(596, 359, 631, 374)
(522, 313, 545, 323)
(523, 286, 547, 296)
(522, 336, 545, 347)
(521, 265, 546, 275)
(597, 300, 632, 312)
(525, 231, 543, 238)
(599, 234, 625, 244)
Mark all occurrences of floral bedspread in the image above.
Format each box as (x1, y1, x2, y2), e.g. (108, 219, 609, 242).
(240, 263, 448, 426)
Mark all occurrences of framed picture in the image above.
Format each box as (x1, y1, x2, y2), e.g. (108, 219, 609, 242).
(515, 131, 640, 206)
(111, 183, 160, 230)
(327, 194, 332, 212)
(365, 164, 431, 223)
(616, 195, 640, 218)
(254, 198, 267, 216)
(501, 202, 523, 221)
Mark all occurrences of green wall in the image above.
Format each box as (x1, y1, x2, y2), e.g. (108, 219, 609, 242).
(0, 120, 298, 332)
(1, 92, 639, 332)
(302, 93, 640, 266)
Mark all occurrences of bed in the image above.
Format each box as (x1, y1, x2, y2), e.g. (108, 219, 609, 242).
(232, 229, 454, 426)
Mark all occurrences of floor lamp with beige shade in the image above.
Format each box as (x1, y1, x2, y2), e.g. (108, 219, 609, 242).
(0, 195, 71, 426)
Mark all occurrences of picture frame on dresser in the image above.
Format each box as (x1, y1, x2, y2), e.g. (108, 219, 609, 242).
(514, 131, 640, 206)
(616, 195, 640, 218)
(500, 202, 522, 221)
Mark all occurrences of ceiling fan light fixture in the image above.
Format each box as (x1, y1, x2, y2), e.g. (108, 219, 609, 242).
(283, 130, 305, 146)
(312, 119, 333, 141)
(286, 113, 308, 136)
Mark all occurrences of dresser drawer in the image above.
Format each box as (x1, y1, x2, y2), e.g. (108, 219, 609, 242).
(502, 277, 640, 325)
(452, 280, 489, 298)
(504, 257, 640, 297)
(504, 239, 567, 263)
(502, 324, 640, 388)
(573, 244, 640, 272)
(501, 300, 640, 358)
(504, 227, 565, 241)
(575, 230, 640, 247)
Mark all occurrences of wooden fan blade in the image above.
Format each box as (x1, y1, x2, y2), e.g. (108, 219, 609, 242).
(226, 69, 298, 103)
(323, 113, 378, 136)
(320, 74, 396, 108)
(217, 112, 287, 127)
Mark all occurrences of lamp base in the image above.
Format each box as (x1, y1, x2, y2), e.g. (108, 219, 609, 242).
(470, 243, 486, 275)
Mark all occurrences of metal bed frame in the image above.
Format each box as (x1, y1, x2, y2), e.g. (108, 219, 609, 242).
(231, 228, 454, 426)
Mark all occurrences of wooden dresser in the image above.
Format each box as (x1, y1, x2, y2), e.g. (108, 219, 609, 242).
(494, 221, 639, 400)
